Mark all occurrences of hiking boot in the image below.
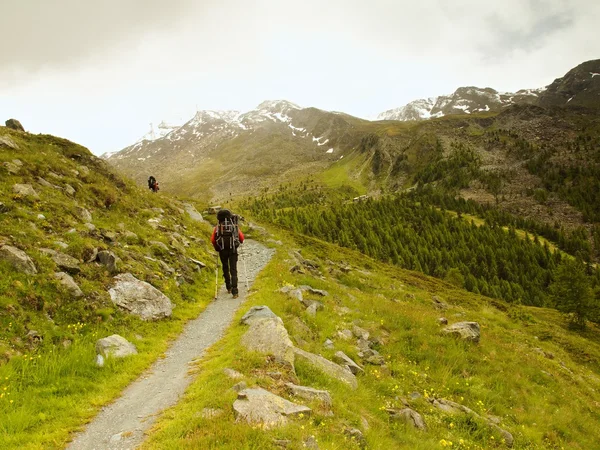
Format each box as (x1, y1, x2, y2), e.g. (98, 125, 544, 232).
(227, 289, 231, 294)
(232, 294, 239, 299)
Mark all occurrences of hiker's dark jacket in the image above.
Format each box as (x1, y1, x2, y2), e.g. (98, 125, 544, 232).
(210, 228, 244, 252)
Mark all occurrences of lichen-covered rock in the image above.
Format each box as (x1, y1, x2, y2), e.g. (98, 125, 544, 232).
(5, 119, 25, 131)
(108, 273, 173, 320)
(241, 314, 295, 368)
(95, 334, 137, 358)
(39, 248, 80, 274)
(75, 206, 92, 223)
(233, 388, 311, 428)
(387, 408, 426, 430)
(0, 245, 37, 274)
(97, 250, 119, 273)
(0, 135, 19, 149)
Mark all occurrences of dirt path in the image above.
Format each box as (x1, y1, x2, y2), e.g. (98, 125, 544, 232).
(68, 240, 274, 450)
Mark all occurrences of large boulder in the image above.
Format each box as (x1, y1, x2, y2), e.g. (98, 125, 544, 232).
(293, 348, 358, 389)
(95, 334, 137, 358)
(39, 248, 80, 274)
(0, 245, 37, 274)
(53, 272, 83, 298)
(5, 119, 25, 131)
(233, 388, 310, 428)
(0, 135, 19, 149)
(241, 305, 279, 325)
(240, 307, 295, 368)
(108, 273, 173, 320)
(442, 322, 481, 343)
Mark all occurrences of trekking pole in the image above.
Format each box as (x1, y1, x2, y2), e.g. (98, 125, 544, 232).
(241, 244, 249, 291)
(214, 253, 219, 299)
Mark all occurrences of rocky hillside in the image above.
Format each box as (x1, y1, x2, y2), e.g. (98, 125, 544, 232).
(378, 59, 600, 121)
(0, 124, 214, 364)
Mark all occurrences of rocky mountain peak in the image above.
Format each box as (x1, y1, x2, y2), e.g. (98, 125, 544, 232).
(538, 59, 600, 108)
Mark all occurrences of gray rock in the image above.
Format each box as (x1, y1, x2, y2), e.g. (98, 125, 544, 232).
(343, 428, 366, 449)
(286, 383, 332, 407)
(233, 388, 311, 428)
(365, 354, 386, 365)
(0, 245, 37, 274)
(438, 317, 448, 325)
(123, 231, 139, 243)
(95, 334, 137, 358)
(40, 248, 80, 274)
(490, 423, 514, 447)
(96, 354, 105, 367)
(3, 162, 20, 174)
(0, 135, 19, 149)
(97, 250, 119, 273)
(54, 240, 69, 250)
(353, 325, 370, 340)
(77, 165, 91, 177)
(0, 202, 9, 213)
(183, 203, 204, 222)
(63, 184, 76, 196)
(306, 302, 319, 316)
(387, 408, 426, 430)
(108, 273, 173, 320)
(432, 295, 449, 310)
(304, 436, 319, 450)
(337, 329, 353, 340)
(85, 247, 98, 263)
(12, 184, 39, 198)
(232, 381, 248, 392)
(442, 322, 481, 343)
(5, 119, 25, 131)
(150, 240, 170, 252)
(83, 223, 96, 232)
(188, 257, 206, 270)
(53, 272, 83, 298)
(36, 177, 57, 188)
(323, 339, 334, 349)
(240, 305, 278, 325)
(223, 368, 244, 379)
(293, 348, 358, 389)
(334, 351, 364, 375)
(75, 206, 92, 223)
(102, 231, 117, 242)
(298, 285, 329, 296)
(241, 317, 295, 368)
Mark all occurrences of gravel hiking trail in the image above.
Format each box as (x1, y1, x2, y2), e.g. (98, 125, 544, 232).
(68, 239, 274, 450)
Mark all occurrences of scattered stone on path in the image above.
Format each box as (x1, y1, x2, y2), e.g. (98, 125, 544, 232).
(0, 135, 19, 149)
(5, 119, 25, 131)
(53, 272, 83, 298)
(108, 273, 173, 320)
(96, 334, 138, 358)
(442, 322, 481, 343)
(241, 310, 295, 368)
(97, 250, 120, 273)
(285, 383, 332, 407)
(293, 347, 358, 389)
(12, 183, 39, 198)
(39, 248, 81, 274)
(0, 244, 37, 274)
(233, 388, 311, 428)
(387, 408, 427, 430)
(333, 351, 364, 375)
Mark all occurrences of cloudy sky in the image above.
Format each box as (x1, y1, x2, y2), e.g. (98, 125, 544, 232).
(1, 0, 598, 155)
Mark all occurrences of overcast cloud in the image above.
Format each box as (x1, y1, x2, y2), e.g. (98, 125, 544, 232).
(1, 0, 598, 155)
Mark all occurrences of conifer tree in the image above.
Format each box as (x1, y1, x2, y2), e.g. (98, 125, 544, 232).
(550, 259, 596, 329)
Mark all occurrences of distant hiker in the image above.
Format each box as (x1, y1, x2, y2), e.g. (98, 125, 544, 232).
(211, 209, 244, 298)
(148, 176, 159, 192)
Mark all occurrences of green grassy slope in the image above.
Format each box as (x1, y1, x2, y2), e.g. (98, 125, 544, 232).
(0, 128, 217, 449)
(140, 228, 600, 450)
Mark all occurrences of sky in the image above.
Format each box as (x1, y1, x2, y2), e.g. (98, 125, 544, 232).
(1, 0, 599, 155)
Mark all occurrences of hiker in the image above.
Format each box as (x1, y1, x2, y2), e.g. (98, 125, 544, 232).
(148, 176, 156, 191)
(211, 209, 244, 298)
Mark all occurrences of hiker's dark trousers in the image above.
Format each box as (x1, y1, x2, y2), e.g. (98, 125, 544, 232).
(219, 249, 239, 295)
